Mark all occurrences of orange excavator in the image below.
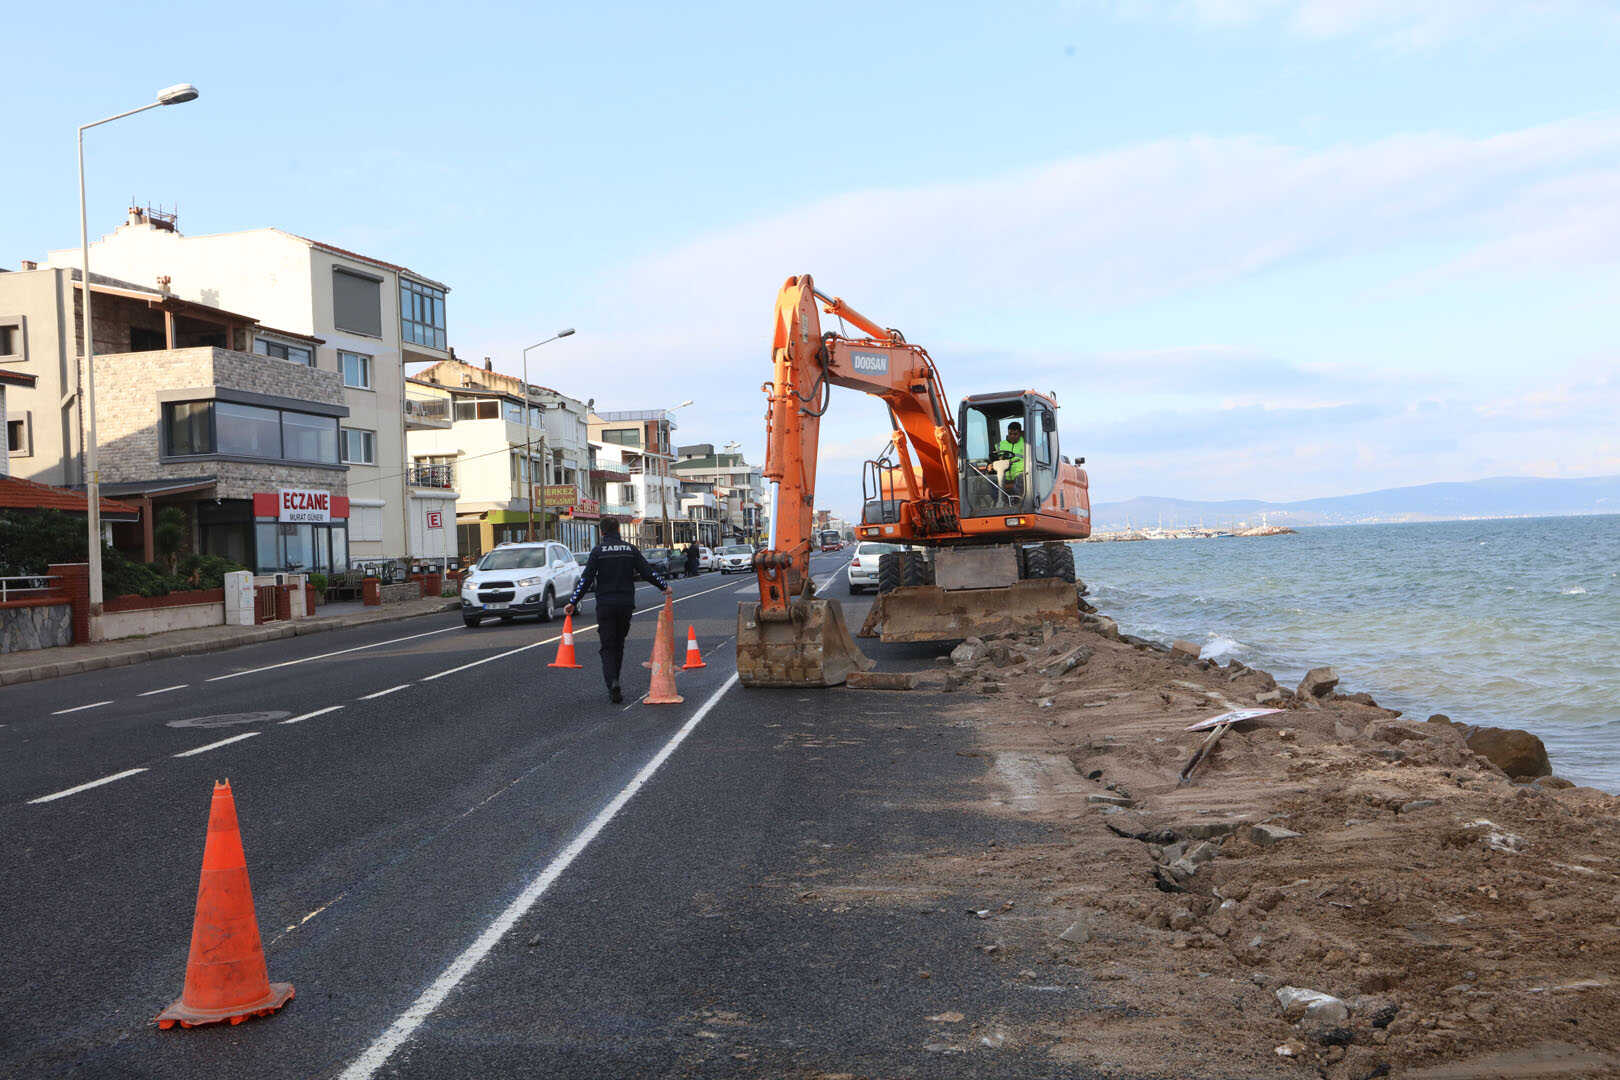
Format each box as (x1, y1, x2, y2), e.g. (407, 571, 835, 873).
(738, 273, 1091, 687)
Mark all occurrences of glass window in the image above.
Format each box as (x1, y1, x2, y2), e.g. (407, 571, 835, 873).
(217, 402, 282, 458)
(282, 523, 313, 572)
(478, 547, 547, 570)
(0, 325, 16, 355)
(254, 522, 280, 573)
(333, 269, 382, 337)
(284, 412, 338, 463)
(602, 428, 641, 446)
(340, 351, 372, 389)
(8, 416, 28, 454)
(330, 523, 349, 572)
(164, 401, 213, 455)
(503, 402, 523, 425)
(400, 279, 447, 350)
(254, 338, 313, 366)
(340, 427, 376, 465)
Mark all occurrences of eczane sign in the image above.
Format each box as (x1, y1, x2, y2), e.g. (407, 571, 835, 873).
(279, 488, 331, 523)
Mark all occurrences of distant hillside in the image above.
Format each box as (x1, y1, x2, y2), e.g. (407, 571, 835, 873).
(1092, 475, 1620, 531)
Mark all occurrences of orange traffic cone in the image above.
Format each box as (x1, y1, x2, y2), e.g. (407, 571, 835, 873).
(548, 612, 583, 669)
(681, 624, 707, 670)
(644, 594, 684, 705)
(156, 780, 293, 1029)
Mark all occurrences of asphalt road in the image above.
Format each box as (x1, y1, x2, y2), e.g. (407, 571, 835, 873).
(2, 550, 1082, 1079)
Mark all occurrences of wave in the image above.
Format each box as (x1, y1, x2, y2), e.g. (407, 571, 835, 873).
(1200, 635, 1246, 661)
(1560, 586, 1588, 596)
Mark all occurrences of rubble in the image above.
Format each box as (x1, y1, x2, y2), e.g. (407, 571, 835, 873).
(1297, 665, 1340, 698)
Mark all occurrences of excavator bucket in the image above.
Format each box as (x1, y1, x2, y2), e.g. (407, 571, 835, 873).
(857, 579, 1081, 643)
(737, 599, 874, 688)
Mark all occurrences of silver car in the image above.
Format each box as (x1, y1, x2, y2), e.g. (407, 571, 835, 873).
(716, 543, 754, 574)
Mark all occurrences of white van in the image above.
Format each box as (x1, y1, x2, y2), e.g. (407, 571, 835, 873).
(460, 541, 581, 627)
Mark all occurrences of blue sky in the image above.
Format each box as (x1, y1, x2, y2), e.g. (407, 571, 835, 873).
(6, 0, 1618, 515)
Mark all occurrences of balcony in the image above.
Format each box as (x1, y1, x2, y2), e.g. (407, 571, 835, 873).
(407, 463, 456, 489)
(405, 396, 452, 429)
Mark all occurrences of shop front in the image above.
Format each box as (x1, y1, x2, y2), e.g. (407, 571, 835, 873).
(240, 488, 351, 574)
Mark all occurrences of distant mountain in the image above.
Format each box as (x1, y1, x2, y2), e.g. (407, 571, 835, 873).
(1091, 475, 1620, 531)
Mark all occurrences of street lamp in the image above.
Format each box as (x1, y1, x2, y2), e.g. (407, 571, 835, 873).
(79, 84, 199, 623)
(661, 400, 694, 547)
(521, 328, 575, 542)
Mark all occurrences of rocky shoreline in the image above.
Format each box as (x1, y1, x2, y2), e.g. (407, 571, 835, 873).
(858, 590, 1620, 1078)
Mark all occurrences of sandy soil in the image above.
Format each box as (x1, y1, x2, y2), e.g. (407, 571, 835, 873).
(836, 615, 1620, 1079)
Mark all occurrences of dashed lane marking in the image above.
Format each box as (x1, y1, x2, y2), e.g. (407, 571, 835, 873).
(281, 705, 343, 725)
(337, 670, 742, 1080)
(360, 684, 411, 701)
(51, 700, 112, 715)
(27, 768, 148, 805)
(138, 684, 188, 697)
(206, 626, 460, 683)
(173, 731, 260, 757)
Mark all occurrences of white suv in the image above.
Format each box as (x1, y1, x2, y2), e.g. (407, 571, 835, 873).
(460, 542, 581, 627)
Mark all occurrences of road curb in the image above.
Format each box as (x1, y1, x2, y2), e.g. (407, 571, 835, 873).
(0, 601, 459, 687)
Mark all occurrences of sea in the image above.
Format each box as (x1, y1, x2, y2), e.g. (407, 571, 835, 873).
(1072, 515, 1620, 792)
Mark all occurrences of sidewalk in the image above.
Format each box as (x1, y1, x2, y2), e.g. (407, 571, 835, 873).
(0, 597, 459, 687)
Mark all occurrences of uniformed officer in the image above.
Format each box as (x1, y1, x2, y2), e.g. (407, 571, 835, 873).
(565, 520, 671, 703)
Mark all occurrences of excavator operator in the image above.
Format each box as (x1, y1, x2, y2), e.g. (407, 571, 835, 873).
(997, 421, 1027, 497)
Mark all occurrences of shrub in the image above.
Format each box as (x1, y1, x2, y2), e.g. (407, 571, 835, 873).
(309, 572, 328, 594)
(175, 553, 247, 590)
(0, 509, 87, 576)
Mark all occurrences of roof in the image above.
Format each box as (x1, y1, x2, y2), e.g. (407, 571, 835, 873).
(0, 474, 140, 517)
(98, 477, 217, 499)
(282, 231, 449, 291)
(0, 369, 37, 389)
(255, 324, 325, 346)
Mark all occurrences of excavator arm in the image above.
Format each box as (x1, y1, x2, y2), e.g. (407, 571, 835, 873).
(754, 274, 960, 615)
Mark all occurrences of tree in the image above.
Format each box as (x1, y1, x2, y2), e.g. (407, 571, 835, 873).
(154, 507, 187, 575)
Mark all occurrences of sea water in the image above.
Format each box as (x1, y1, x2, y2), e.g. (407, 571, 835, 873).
(1073, 516, 1620, 791)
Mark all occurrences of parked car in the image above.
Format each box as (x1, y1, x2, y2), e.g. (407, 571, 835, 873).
(459, 541, 581, 627)
(716, 543, 755, 574)
(846, 540, 904, 594)
(694, 544, 715, 571)
(642, 547, 677, 577)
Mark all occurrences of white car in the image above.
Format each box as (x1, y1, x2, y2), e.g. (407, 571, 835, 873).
(716, 543, 754, 574)
(460, 541, 581, 627)
(846, 541, 904, 593)
(696, 545, 716, 572)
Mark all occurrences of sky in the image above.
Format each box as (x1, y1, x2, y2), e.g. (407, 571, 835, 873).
(4, 0, 1618, 517)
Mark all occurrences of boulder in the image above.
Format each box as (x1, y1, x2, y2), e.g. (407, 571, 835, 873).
(1250, 824, 1304, 846)
(1297, 666, 1339, 699)
(1171, 639, 1202, 661)
(1464, 726, 1552, 779)
(950, 640, 986, 666)
(1255, 689, 1285, 705)
(1532, 775, 1575, 790)
(1276, 986, 1350, 1026)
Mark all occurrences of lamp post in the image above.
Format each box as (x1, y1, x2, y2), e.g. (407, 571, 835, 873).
(79, 83, 199, 623)
(661, 399, 693, 547)
(520, 328, 575, 542)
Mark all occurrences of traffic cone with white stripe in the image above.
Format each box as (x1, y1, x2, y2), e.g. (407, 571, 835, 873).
(644, 594, 684, 705)
(548, 613, 583, 669)
(681, 624, 707, 670)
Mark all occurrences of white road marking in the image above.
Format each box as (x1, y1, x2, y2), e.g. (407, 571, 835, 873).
(173, 731, 260, 757)
(338, 670, 742, 1080)
(420, 580, 736, 683)
(138, 684, 188, 697)
(360, 684, 411, 701)
(28, 767, 148, 804)
(281, 705, 343, 725)
(206, 625, 459, 682)
(51, 700, 112, 715)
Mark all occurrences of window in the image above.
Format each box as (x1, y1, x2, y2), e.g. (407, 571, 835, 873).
(453, 397, 501, 421)
(503, 401, 524, 426)
(164, 401, 213, 455)
(283, 411, 338, 463)
(340, 350, 372, 389)
(254, 337, 313, 367)
(332, 269, 382, 337)
(400, 279, 447, 350)
(7, 415, 28, 455)
(341, 427, 376, 465)
(130, 326, 166, 351)
(0, 325, 16, 356)
(602, 428, 641, 446)
(216, 402, 282, 458)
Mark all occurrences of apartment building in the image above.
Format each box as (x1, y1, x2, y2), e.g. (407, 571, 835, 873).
(44, 208, 456, 571)
(409, 358, 597, 559)
(587, 409, 685, 547)
(0, 264, 352, 571)
(672, 443, 766, 543)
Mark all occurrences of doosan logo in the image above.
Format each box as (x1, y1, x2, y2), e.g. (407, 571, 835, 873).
(850, 351, 888, 374)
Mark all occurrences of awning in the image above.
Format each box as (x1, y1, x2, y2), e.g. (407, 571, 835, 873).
(0, 475, 141, 520)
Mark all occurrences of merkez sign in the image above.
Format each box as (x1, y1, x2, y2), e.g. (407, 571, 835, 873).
(279, 488, 331, 523)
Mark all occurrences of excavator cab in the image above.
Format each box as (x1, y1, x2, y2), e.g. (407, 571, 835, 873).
(958, 392, 1059, 517)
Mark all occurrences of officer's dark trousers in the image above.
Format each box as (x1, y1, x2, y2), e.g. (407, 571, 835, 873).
(595, 601, 635, 688)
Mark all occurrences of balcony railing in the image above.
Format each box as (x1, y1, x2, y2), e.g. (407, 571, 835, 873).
(405, 397, 452, 427)
(408, 463, 455, 489)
